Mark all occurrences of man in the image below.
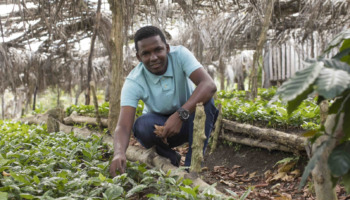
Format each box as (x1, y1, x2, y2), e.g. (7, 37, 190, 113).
(109, 26, 218, 176)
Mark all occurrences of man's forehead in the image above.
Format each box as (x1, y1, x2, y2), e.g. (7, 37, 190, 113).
(137, 35, 164, 50)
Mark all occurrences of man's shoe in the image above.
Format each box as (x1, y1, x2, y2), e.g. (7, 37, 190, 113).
(170, 152, 181, 167)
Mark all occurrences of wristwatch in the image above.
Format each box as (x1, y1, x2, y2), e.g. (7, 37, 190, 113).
(177, 107, 190, 121)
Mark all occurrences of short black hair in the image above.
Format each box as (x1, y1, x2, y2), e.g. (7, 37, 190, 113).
(134, 26, 167, 52)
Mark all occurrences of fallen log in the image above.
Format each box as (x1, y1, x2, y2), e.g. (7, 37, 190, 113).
(220, 131, 298, 153)
(63, 112, 108, 127)
(222, 119, 306, 151)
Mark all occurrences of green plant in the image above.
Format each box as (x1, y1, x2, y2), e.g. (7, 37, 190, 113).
(0, 120, 236, 199)
(271, 29, 350, 193)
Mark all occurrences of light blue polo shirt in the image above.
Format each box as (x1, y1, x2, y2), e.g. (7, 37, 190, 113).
(120, 45, 202, 115)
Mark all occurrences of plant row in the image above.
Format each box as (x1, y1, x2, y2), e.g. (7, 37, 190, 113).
(0, 120, 238, 199)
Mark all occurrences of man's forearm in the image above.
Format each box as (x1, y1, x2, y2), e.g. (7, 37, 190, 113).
(182, 81, 216, 113)
(113, 127, 131, 155)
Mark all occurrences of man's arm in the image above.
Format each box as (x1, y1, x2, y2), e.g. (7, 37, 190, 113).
(109, 106, 136, 177)
(182, 67, 217, 113)
(162, 67, 216, 137)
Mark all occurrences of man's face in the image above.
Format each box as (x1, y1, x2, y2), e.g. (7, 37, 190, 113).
(136, 35, 170, 75)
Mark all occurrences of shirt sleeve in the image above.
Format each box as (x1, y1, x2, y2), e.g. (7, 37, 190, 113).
(178, 46, 203, 77)
(120, 79, 143, 108)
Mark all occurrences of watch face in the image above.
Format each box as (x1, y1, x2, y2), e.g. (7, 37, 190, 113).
(178, 108, 190, 121)
(181, 110, 189, 119)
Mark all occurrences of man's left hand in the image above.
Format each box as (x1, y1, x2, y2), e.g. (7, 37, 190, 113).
(161, 112, 183, 138)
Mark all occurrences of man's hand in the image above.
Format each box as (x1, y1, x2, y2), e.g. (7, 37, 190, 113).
(109, 153, 126, 177)
(162, 112, 183, 138)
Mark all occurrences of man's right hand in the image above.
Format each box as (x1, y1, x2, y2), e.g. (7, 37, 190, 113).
(109, 153, 127, 177)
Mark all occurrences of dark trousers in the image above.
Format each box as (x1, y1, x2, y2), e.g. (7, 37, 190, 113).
(132, 98, 218, 167)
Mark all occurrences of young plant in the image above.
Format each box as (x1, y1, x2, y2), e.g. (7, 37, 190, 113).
(271, 29, 350, 198)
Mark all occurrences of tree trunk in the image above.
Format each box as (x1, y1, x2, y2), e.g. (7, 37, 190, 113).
(1, 93, 4, 119)
(85, 0, 102, 106)
(249, 0, 275, 100)
(219, 57, 225, 91)
(90, 81, 103, 130)
(33, 86, 38, 110)
(311, 114, 344, 200)
(107, 0, 124, 134)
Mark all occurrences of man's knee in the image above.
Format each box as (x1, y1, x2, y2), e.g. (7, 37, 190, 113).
(133, 115, 155, 148)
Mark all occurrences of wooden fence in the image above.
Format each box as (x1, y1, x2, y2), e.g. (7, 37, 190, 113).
(263, 37, 338, 84)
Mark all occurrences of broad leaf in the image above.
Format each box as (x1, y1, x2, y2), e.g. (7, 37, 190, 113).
(287, 85, 313, 115)
(322, 59, 350, 74)
(125, 184, 147, 198)
(324, 29, 350, 53)
(333, 47, 350, 65)
(343, 171, 350, 193)
(328, 142, 350, 177)
(20, 193, 35, 199)
(344, 95, 350, 139)
(340, 39, 350, 65)
(0, 192, 7, 200)
(274, 61, 323, 102)
(315, 68, 350, 99)
(104, 185, 123, 199)
(329, 97, 344, 114)
(299, 140, 329, 189)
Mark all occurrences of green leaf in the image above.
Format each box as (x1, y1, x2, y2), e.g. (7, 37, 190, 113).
(179, 186, 197, 198)
(20, 193, 35, 199)
(343, 96, 350, 140)
(33, 175, 40, 184)
(315, 68, 350, 99)
(125, 184, 147, 198)
(287, 85, 313, 115)
(328, 142, 350, 177)
(322, 59, 350, 74)
(324, 29, 350, 53)
(273, 61, 323, 102)
(0, 192, 8, 200)
(302, 130, 318, 138)
(329, 97, 344, 114)
(0, 155, 9, 167)
(239, 186, 252, 200)
(340, 39, 350, 65)
(10, 171, 31, 185)
(104, 185, 123, 199)
(299, 140, 329, 189)
(343, 171, 350, 193)
(333, 47, 350, 64)
(98, 173, 106, 182)
(182, 179, 193, 186)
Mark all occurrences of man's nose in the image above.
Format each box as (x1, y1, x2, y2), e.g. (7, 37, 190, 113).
(150, 52, 157, 61)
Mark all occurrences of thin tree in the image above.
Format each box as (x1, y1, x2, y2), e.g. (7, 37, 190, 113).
(249, 0, 275, 100)
(107, 0, 125, 134)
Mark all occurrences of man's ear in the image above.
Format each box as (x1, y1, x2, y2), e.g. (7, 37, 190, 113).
(136, 52, 141, 62)
(166, 44, 170, 53)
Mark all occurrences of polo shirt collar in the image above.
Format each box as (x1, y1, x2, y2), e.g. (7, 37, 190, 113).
(143, 60, 173, 84)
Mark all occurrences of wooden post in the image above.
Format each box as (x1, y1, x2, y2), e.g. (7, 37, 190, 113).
(210, 104, 222, 154)
(190, 103, 206, 173)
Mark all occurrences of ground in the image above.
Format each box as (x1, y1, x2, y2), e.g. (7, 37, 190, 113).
(174, 140, 350, 200)
(129, 133, 350, 199)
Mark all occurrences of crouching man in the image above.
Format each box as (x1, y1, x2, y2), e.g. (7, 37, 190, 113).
(109, 26, 218, 176)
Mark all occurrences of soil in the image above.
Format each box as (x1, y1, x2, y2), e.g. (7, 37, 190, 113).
(129, 135, 350, 199)
(173, 140, 350, 200)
